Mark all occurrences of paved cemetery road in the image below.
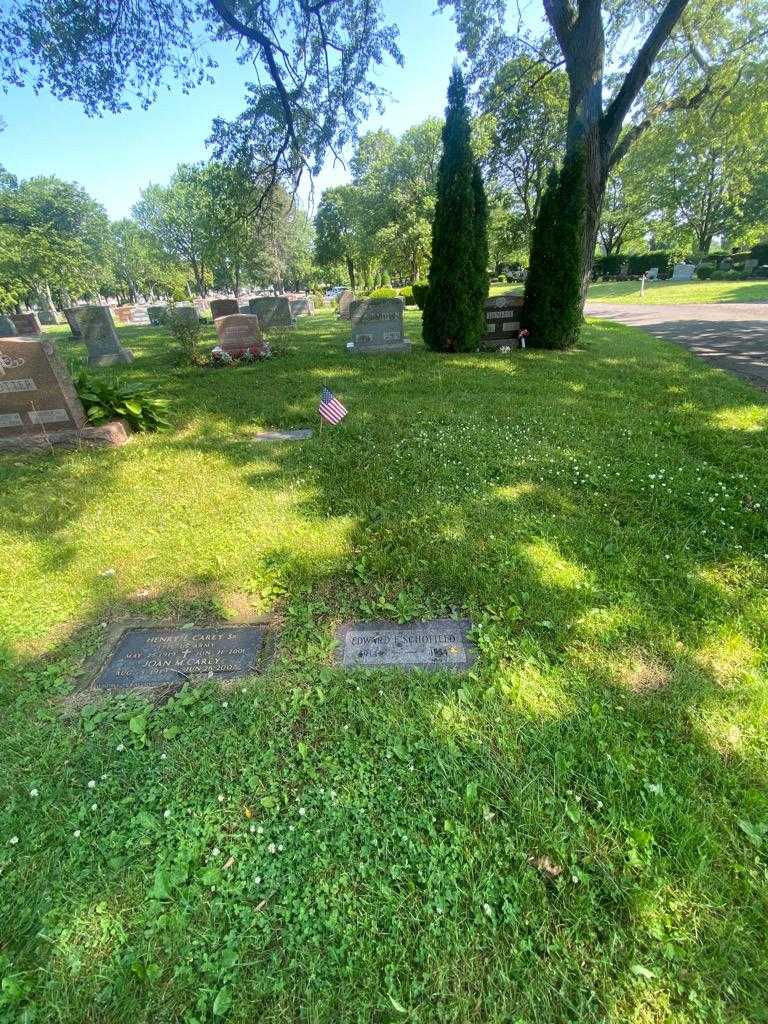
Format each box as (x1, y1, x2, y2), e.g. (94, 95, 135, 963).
(586, 302, 768, 391)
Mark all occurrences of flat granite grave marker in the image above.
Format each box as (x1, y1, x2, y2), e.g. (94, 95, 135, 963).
(79, 305, 134, 366)
(93, 625, 267, 689)
(248, 296, 295, 327)
(0, 337, 129, 452)
(481, 294, 523, 349)
(337, 618, 474, 671)
(210, 298, 240, 320)
(253, 428, 313, 442)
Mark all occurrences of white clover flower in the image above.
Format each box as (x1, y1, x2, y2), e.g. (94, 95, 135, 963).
(222, 702, 228, 708)
(164, 809, 171, 820)
(73, 830, 81, 838)
(299, 807, 306, 816)
(91, 803, 98, 811)
(217, 794, 225, 803)
(254, 876, 261, 885)
(268, 842, 277, 854)
(212, 847, 220, 857)
(278, 844, 284, 851)
(29, 788, 39, 798)
(249, 824, 256, 833)
(101, 773, 107, 781)
(483, 903, 493, 917)
(257, 826, 264, 835)
(87, 780, 96, 789)
(9, 836, 19, 845)
(116, 744, 125, 752)
(160, 753, 167, 761)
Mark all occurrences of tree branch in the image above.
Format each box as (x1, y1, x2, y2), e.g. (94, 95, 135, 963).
(602, 0, 690, 149)
(543, 0, 577, 55)
(608, 78, 710, 170)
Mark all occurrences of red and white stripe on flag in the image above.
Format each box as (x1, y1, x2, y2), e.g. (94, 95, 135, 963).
(319, 387, 348, 425)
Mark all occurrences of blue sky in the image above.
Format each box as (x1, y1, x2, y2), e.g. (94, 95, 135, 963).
(1, 0, 465, 219)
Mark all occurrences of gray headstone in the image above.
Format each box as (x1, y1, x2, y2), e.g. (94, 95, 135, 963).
(289, 297, 314, 317)
(671, 264, 695, 281)
(210, 298, 240, 320)
(9, 312, 42, 336)
(248, 296, 294, 327)
(0, 315, 18, 337)
(78, 306, 134, 366)
(93, 625, 267, 689)
(745, 258, 759, 273)
(481, 295, 523, 349)
(63, 307, 83, 339)
(337, 290, 355, 320)
(348, 298, 411, 354)
(147, 305, 168, 325)
(167, 305, 199, 326)
(253, 429, 313, 442)
(646, 267, 659, 280)
(35, 306, 60, 326)
(337, 619, 475, 671)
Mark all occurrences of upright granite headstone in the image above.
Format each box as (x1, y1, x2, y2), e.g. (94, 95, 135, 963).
(63, 307, 83, 339)
(481, 295, 523, 349)
(0, 315, 18, 338)
(214, 314, 267, 356)
(337, 290, 355, 320)
(336, 618, 475, 671)
(248, 296, 294, 327)
(9, 312, 42, 336)
(78, 306, 134, 366)
(167, 305, 199, 326)
(147, 305, 167, 325)
(745, 258, 759, 274)
(0, 337, 129, 452)
(210, 298, 240, 321)
(671, 263, 695, 282)
(35, 306, 59, 326)
(289, 296, 314, 317)
(348, 298, 411, 354)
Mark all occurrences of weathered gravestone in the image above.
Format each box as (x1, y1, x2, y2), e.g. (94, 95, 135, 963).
(745, 258, 759, 274)
(168, 305, 199, 325)
(210, 298, 240, 320)
(9, 312, 42, 336)
(78, 306, 134, 366)
(336, 618, 475, 671)
(348, 297, 411, 354)
(91, 624, 268, 689)
(35, 306, 59, 326)
(0, 315, 18, 337)
(289, 296, 314, 317)
(147, 305, 167, 325)
(214, 313, 268, 356)
(63, 307, 83, 338)
(248, 296, 294, 327)
(671, 264, 695, 282)
(337, 290, 355, 320)
(0, 338, 129, 452)
(646, 267, 659, 281)
(481, 295, 523, 349)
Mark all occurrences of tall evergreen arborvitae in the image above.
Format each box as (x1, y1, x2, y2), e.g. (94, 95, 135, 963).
(471, 162, 489, 331)
(423, 67, 486, 352)
(521, 146, 586, 349)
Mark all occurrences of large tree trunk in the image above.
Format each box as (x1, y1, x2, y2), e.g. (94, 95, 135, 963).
(345, 255, 356, 290)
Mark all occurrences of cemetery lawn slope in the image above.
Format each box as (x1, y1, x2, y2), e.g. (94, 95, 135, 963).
(1, 311, 768, 1023)
(587, 278, 768, 304)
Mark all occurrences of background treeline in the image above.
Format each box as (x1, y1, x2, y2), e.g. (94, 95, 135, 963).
(0, 162, 314, 312)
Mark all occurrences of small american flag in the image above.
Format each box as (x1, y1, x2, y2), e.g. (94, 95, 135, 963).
(319, 387, 348, 425)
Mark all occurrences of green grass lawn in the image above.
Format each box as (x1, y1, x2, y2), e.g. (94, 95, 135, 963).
(586, 279, 768, 305)
(2, 310, 768, 1023)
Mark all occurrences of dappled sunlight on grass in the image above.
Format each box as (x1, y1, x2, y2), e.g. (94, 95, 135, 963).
(519, 539, 592, 590)
(710, 405, 768, 432)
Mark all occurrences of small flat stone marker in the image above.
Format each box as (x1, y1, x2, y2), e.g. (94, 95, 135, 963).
(94, 625, 267, 689)
(337, 618, 474, 671)
(253, 429, 313, 441)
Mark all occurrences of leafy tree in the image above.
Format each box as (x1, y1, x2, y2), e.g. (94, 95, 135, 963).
(598, 154, 652, 256)
(443, 0, 768, 302)
(471, 163, 490, 308)
(480, 55, 568, 246)
(521, 168, 558, 346)
(314, 185, 364, 289)
(423, 68, 486, 353)
(2, 0, 402, 211)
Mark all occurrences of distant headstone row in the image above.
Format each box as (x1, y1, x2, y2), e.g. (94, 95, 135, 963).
(78, 617, 476, 694)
